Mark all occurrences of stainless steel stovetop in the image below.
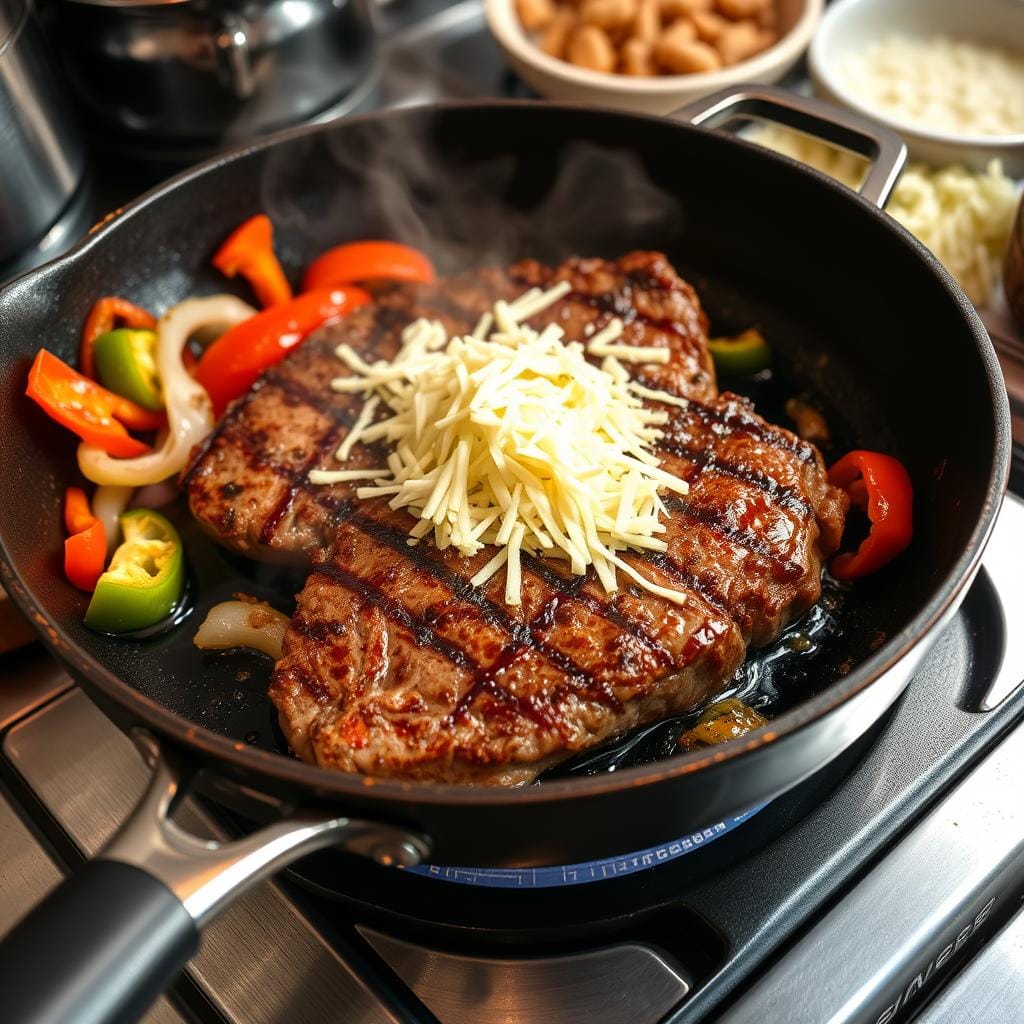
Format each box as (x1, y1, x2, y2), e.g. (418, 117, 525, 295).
(3, 3, 1024, 1022)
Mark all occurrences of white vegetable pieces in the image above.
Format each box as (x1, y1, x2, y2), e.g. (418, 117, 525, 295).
(193, 599, 290, 661)
(77, 295, 256, 487)
(312, 283, 691, 606)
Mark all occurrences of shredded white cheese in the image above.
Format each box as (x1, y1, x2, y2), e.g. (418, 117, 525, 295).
(313, 283, 689, 606)
(887, 161, 1021, 307)
(586, 316, 672, 364)
(335, 395, 379, 462)
(745, 122, 1022, 308)
(841, 35, 1024, 138)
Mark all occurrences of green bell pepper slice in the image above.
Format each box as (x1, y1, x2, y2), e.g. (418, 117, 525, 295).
(708, 328, 772, 376)
(85, 509, 184, 633)
(92, 328, 164, 411)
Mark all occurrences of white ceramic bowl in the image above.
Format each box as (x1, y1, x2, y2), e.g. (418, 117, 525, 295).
(809, 0, 1024, 175)
(484, 0, 823, 116)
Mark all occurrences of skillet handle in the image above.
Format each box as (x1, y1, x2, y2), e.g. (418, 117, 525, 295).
(0, 734, 430, 1024)
(0, 860, 198, 1024)
(671, 84, 907, 209)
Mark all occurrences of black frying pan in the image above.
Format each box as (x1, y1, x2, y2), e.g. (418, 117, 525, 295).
(0, 88, 1010, 1024)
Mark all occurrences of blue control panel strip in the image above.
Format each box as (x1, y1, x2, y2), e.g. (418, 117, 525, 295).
(408, 804, 766, 889)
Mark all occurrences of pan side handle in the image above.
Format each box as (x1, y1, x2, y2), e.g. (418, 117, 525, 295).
(0, 734, 430, 1024)
(671, 84, 907, 209)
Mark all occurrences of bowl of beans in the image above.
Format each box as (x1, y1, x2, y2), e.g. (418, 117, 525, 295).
(484, 0, 823, 114)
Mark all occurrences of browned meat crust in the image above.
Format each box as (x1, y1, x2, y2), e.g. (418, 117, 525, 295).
(184, 252, 716, 562)
(184, 252, 847, 784)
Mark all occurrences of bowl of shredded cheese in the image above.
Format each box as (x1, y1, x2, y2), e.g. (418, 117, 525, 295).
(743, 122, 1022, 308)
(809, 0, 1024, 175)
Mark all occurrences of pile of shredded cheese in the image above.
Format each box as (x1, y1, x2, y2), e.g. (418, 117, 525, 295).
(841, 35, 1024, 138)
(888, 161, 1021, 307)
(309, 283, 690, 606)
(746, 122, 1021, 308)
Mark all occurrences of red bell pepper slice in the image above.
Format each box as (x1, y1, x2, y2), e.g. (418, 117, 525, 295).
(63, 487, 107, 592)
(194, 285, 371, 415)
(303, 241, 435, 292)
(64, 486, 96, 535)
(26, 350, 162, 457)
(213, 214, 293, 309)
(828, 450, 913, 580)
(80, 297, 157, 379)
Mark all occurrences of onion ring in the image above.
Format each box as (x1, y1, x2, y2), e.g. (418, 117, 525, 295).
(91, 485, 134, 556)
(78, 295, 255, 486)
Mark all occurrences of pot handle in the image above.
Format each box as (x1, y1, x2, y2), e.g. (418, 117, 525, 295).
(213, 14, 257, 100)
(0, 733, 430, 1024)
(671, 84, 907, 209)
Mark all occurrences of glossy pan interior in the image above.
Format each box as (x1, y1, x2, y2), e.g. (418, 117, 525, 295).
(0, 102, 1009, 866)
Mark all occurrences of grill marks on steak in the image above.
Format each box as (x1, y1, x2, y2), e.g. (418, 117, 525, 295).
(270, 496, 745, 783)
(184, 252, 716, 561)
(184, 303, 411, 560)
(510, 251, 716, 400)
(184, 252, 847, 784)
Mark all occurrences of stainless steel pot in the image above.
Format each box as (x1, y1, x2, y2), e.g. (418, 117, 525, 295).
(42, 0, 375, 158)
(0, 0, 85, 270)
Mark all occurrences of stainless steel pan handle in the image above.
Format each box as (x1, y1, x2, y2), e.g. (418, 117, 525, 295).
(213, 14, 257, 100)
(671, 84, 907, 209)
(0, 733, 429, 1024)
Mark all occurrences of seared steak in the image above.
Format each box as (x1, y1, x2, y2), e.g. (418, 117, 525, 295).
(185, 252, 847, 784)
(185, 252, 716, 562)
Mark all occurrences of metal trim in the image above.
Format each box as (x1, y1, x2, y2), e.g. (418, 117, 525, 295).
(2, 690, 415, 1024)
(716, 712, 1024, 1024)
(670, 83, 907, 208)
(363, 928, 690, 1024)
(101, 731, 428, 925)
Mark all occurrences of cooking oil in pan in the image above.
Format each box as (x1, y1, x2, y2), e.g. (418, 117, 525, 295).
(539, 576, 847, 781)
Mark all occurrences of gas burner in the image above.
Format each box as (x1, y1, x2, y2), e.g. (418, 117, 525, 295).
(276, 736, 860, 941)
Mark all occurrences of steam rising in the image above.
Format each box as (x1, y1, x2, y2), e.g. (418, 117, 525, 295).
(259, 111, 686, 272)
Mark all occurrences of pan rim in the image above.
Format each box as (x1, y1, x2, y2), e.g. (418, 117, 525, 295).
(0, 99, 1011, 809)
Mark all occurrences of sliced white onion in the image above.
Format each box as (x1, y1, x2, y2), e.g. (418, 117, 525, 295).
(78, 295, 256, 486)
(193, 600, 290, 661)
(91, 485, 134, 556)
